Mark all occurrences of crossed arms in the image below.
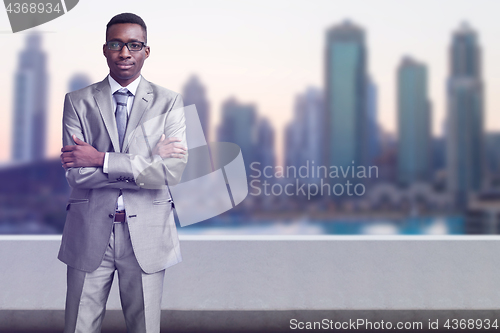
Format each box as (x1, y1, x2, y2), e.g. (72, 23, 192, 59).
(59, 92, 187, 190)
(61, 134, 186, 169)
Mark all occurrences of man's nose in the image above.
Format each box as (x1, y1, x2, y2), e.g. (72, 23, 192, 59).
(119, 45, 132, 58)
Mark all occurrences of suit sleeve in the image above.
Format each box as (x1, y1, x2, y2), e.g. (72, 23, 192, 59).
(103, 94, 187, 188)
(63, 93, 140, 190)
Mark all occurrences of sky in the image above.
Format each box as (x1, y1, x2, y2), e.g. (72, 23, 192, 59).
(0, 0, 499, 165)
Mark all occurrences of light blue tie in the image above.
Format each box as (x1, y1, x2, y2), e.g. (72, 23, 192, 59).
(114, 88, 131, 151)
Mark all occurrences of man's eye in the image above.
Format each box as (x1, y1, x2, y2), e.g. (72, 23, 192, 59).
(129, 43, 142, 50)
(109, 42, 121, 49)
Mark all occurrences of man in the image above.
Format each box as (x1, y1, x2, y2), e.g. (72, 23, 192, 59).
(59, 13, 187, 332)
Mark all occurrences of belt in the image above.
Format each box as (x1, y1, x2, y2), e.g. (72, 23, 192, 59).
(114, 210, 126, 223)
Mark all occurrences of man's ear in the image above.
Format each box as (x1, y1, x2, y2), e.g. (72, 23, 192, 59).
(103, 44, 107, 57)
(145, 46, 150, 59)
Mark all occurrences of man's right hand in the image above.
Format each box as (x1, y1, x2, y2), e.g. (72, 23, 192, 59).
(152, 134, 187, 159)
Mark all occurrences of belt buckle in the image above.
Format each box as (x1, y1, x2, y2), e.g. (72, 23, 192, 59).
(114, 210, 126, 223)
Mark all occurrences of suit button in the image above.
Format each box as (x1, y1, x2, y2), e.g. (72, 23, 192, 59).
(109, 214, 114, 218)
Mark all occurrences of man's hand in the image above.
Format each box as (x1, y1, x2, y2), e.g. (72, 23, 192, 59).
(152, 134, 187, 159)
(61, 135, 105, 169)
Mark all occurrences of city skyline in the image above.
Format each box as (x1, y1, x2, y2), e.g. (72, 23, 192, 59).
(0, 0, 499, 166)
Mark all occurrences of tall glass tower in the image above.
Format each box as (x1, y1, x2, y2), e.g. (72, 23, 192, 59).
(217, 98, 257, 174)
(285, 87, 324, 184)
(397, 56, 431, 186)
(11, 33, 48, 162)
(325, 20, 367, 175)
(255, 117, 275, 171)
(446, 22, 484, 207)
(183, 75, 210, 142)
(366, 76, 380, 166)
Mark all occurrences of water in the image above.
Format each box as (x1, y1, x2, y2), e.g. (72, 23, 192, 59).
(0, 216, 464, 235)
(177, 216, 464, 235)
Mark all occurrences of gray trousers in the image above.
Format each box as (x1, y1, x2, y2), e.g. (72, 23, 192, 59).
(64, 222, 165, 333)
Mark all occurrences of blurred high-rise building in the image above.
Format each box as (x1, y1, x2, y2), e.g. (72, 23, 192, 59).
(285, 87, 324, 183)
(217, 97, 257, 174)
(375, 130, 398, 182)
(299, 88, 324, 169)
(485, 133, 500, 178)
(366, 76, 381, 166)
(255, 117, 275, 172)
(183, 75, 210, 142)
(11, 33, 48, 162)
(432, 137, 446, 172)
(68, 73, 91, 92)
(446, 22, 484, 207)
(397, 56, 431, 186)
(284, 121, 301, 171)
(324, 20, 368, 176)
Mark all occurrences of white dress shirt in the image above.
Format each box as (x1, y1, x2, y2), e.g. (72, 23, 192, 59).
(103, 74, 142, 211)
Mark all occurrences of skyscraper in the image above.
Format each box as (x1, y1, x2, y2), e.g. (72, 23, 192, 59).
(446, 22, 484, 206)
(217, 97, 257, 174)
(68, 73, 91, 92)
(285, 87, 324, 183)
(298, 87, 324, 168)
(397, 56, 431, 186)
(255, 117, 275, 171)
(11, 33, 48, 162)
(183, 75, 210, 142)
(485, 133, 500, 177)
(366, 76, 380, 167)
(284, 121, 301, 171)
(325, 20, 367, 175)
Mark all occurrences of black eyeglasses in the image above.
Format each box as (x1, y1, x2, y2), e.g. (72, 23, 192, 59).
(106, 41, 146, 52)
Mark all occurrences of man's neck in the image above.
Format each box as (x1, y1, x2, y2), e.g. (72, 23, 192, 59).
(109, 72, 141, 87)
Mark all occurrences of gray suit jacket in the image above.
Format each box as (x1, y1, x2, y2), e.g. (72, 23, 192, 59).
(58, 76, 187, 274)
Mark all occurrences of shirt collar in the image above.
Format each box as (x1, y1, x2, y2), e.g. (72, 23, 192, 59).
(108, 74, 142, 96)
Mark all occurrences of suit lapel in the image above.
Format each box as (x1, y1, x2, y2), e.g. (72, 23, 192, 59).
(94, 77, 120, 152)
(122, 78, 153, 153)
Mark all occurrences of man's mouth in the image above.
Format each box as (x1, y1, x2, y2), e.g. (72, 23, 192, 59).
(117, 63, 134, 70)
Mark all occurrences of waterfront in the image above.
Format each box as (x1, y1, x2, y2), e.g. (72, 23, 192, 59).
(178, 216, 464, 235)
(0, 216, 464, 235)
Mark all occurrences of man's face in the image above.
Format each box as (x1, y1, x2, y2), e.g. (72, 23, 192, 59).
(103, 23, 150, 86)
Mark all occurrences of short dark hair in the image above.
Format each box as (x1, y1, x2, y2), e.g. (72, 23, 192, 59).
(106, 13, 147, 43)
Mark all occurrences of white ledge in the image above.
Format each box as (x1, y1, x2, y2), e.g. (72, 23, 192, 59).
(2, 234, 500, 241)
(1, 235, 500, 310)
